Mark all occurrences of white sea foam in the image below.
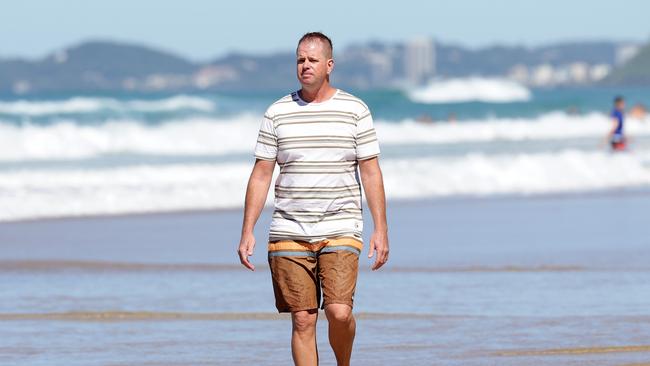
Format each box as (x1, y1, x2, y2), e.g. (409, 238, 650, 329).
(0, 115, 261, 161)
(1, 150, 649, 222)
(407, 77, 532, 104)
(0, 163, 254, 222)
(0, 95, 215, 116)
(376, 112, 650, 145)
(382, 150, 650, 198)
(1, 112, 649, 162)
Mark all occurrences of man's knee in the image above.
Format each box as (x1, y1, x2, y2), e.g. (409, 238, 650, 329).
(325, 303, 353, 325)
(292, 309, 318, 333)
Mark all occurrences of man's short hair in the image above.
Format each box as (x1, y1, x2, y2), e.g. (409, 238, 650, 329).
(297, 32, 333, 58)
(614, 95, 624, 104)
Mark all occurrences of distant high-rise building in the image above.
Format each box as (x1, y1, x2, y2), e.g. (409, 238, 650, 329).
(367, 52, 393, 86)
(531, 64, 555, 86)
(404, 36, 435, 85)
(568, 62, 589, 84)
(589, 64, 611, 81)
(616, 44, 641, 66)
(508, 64, 529, 84)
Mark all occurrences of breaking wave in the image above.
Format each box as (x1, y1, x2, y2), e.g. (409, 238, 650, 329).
(407, 77, 532, 104)
(0, 95, 215, 116)
(1, 112, 649, 162)
(1, 149, 649, 222)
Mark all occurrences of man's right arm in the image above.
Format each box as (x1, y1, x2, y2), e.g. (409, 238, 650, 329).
(237, 158, 275, 271)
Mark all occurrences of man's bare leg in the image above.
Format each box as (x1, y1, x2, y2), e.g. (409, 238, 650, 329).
(324, 304, 355, 366)
(291, 309, 319, 366)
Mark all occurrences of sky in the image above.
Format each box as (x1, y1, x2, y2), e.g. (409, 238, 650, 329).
(1, 0, 648, 61)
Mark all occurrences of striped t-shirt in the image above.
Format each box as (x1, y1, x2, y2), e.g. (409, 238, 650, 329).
(254, 88, 380, 243)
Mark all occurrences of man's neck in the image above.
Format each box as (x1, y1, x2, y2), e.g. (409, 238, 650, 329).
(299, 83, 336, 103)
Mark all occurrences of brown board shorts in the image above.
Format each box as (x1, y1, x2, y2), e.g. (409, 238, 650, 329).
(267, 237, 362, 313)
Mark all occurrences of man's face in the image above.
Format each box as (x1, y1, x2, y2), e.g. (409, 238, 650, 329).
(616, 101, 626, 110)
(296, 39, 333, 88)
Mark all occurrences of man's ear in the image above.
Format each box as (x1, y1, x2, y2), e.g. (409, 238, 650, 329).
(327, 59, 334, 74)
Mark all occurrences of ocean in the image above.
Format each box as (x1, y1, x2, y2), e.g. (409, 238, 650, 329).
(1, 80, 650, 222)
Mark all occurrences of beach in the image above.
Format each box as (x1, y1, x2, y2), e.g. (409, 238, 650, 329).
(2, 192, 649, 365)
(2, 10, 650, 364)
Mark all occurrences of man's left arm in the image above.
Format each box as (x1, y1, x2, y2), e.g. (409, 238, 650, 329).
(358, 157, 389, 270)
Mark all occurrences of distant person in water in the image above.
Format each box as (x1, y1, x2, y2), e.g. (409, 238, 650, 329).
(607, 96, 627, 151)
(629, 103, 647, 121)
(416, 113, 434, 124)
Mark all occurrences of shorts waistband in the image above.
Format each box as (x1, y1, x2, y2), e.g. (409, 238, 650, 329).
(268, 237, 362, 257)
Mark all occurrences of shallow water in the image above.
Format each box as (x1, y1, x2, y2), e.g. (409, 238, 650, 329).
(1, 193, 649, 365)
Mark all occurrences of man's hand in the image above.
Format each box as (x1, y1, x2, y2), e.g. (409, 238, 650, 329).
(238, 231, 256, 271)
(368, 229, 389, 270)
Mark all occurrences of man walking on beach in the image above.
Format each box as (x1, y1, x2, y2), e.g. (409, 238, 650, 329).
(237, 32, 389, 365)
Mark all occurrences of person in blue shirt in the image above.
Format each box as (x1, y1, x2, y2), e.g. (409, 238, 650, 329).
(608, 96, 627, 151)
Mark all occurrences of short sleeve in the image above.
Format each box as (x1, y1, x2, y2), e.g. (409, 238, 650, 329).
(355, 108, 380, 160)
(254, 115, 277, 161)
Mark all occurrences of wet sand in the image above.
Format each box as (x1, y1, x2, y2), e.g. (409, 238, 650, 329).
(1, 193, 650, 365)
